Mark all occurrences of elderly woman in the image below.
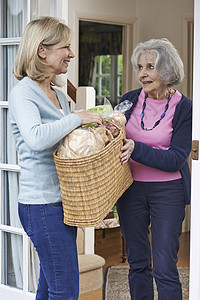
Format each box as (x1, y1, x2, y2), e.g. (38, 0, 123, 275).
(118, 38, 192, 300)
(9, 17, 103, 300)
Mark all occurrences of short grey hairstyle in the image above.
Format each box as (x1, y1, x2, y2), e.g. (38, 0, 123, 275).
(131, 38, 184, 87)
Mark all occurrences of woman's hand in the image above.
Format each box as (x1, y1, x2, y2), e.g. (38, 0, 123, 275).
(75, 110, 103, 125)
(120, 139, 135, 165)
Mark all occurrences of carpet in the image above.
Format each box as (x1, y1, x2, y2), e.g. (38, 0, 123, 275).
(103, 266, 189, 300)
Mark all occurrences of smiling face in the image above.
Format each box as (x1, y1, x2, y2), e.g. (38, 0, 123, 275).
(38, 41, 75, 77)
(137, 51, 168, 100)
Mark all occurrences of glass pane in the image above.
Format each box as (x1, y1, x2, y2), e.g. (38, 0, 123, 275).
(29, 243, 39, 293)
(118, 54, 123, 74)
(118, 75, 122, 97)
(1, 108, 18, 163)
(0, 0, 23, 38)
(0, 0, 52, 37)
(0, 45, 19, 101)
(116, 96, 121, 104)
(96, 96, 104, 106)
(95, 77, 100, 94)
(102, 55, 111, 74)
(1, 232, 23, 289)
(95, 56, 99, 74)
(102, 77, 110, 97)
(1, 171, 20, 227)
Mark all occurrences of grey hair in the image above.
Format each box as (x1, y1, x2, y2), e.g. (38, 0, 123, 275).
(131, 38, 184, 87)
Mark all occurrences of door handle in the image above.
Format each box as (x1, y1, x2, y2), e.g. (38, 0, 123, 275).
(192, 140, 199, 160)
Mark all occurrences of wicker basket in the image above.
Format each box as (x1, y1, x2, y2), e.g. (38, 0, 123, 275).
(53, 128, 133, 227)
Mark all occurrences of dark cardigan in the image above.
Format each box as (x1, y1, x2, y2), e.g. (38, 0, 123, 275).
(120, 88, 192, 205)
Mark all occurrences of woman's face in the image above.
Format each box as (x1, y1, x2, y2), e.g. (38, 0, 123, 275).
(137, 51, 168, 100)
(39, 41, 75, 76)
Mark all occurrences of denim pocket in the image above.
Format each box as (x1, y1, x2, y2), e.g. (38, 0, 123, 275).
(18, 203, 32, 236)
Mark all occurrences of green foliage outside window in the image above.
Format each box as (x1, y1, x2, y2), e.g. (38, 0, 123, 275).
(94, 54, 123, 107)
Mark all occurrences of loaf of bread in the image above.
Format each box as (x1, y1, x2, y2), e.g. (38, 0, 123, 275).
(57, 128, 105, 158)
(92, 126, 112, 145)
(57, 112, 125, 159)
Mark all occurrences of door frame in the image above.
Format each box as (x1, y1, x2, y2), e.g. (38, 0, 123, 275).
(73, 12, 138, 253)
(75, 11, 138, 94)
(190, 0, 200, 299)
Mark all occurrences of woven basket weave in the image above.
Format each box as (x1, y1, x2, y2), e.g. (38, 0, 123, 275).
(53, 128, 133, 227)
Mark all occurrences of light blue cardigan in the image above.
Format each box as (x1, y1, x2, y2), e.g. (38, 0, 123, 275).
(9, 77, 82, 204)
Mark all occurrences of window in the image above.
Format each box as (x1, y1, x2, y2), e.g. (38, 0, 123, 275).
(0, 0, 55, 297)
(94, 54, 123, 107)
(79, 20, 123, 108)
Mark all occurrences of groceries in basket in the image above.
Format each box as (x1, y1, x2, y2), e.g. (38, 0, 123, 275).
(53, 99, 133, 227)
(82, 98, 129, 128)
(56, 99, 132, 159)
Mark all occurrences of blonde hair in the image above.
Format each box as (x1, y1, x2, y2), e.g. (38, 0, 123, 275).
(14, 16, 72, 86)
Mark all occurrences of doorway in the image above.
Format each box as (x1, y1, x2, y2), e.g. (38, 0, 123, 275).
(79, 21, 123, 107)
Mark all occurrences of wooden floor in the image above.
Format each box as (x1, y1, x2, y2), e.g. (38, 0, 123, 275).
(79, 227, 190, 300)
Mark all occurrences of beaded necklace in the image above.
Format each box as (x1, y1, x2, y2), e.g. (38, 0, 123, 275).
(141, 92, 171, 131)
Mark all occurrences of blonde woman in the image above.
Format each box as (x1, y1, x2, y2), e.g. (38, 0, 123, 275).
(9, 16, 102, 300)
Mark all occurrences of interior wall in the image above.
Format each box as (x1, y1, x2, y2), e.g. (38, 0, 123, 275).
(136, 0, 193, 44)
(67, 0, 137, 89)
(38, 1, 50, 16)
(67, 0, 194, 94)
(69, 0, 136, 18)
(136, 0, 194, 93)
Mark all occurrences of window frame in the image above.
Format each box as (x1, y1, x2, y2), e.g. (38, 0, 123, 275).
(94, 54, 123, 106)
(0, 0, 57, 297)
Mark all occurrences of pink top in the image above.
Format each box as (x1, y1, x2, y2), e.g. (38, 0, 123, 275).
(126, 89, 182, 182)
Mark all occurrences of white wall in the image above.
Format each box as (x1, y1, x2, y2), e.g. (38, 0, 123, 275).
(136, 0, 193, 48)
(136, 0, 194, 94)
(69, 0, 136, 18)
(67, 0, 194, 94)
(67, 0, 137, 90)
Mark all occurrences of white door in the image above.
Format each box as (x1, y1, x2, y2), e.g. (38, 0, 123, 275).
(0, 1, 59, 299)
(189, 0, 200, 299)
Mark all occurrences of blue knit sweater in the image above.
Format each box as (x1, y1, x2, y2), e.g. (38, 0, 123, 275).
(9, 77, 82, 204)
(120, 88, 192, 204)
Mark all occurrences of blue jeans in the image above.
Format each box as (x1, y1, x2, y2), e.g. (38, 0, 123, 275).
(18, 202, 79, 300)
(117, 179, 186, 300)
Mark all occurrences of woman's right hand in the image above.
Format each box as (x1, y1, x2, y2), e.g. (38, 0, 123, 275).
(120, 138, 135, 165)
(75, 110, 103, 125)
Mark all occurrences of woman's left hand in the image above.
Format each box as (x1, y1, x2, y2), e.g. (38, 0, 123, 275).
(120, 139, 135, 165)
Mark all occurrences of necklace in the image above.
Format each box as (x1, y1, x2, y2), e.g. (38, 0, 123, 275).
(141, 92, 171, 130)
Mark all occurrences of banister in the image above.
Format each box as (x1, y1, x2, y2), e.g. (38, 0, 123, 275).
(67, 79, 77, 103)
